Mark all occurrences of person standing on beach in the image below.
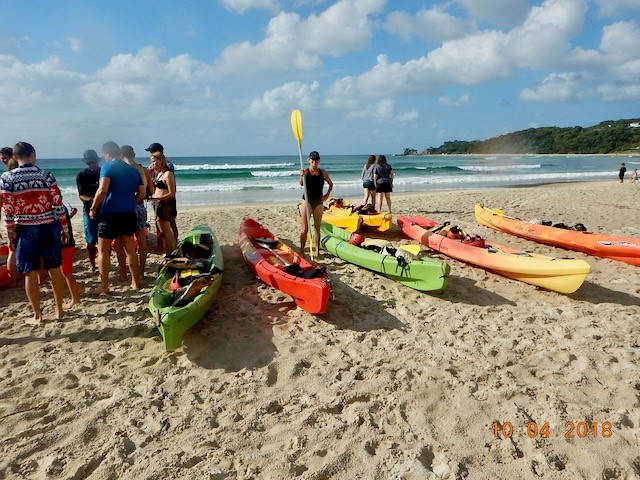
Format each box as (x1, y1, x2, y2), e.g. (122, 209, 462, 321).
(1, 146, 18, 171)
(60, 204, 81, 307)
(299, 150, 333, 255)
(0, 142, 68, 324)
(631, 168, 638, 184)
(0, 146, 18, 279)
(361, 154, 377, 206)
(89, 141, 145, 293)
(76, 150, 101, 272)
(148, 151, 177, 255)
(619, 163, 627, 183)
(121, 145, 151, 276)
(374, 155, 394, 214)
(145, 142, 178, 248)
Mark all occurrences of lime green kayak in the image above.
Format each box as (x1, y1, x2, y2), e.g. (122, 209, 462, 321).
(320, 222, 450, 292)
(149, 224, 224, 350)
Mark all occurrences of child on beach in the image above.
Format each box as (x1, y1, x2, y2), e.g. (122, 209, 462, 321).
(631, 168, 638, 184)
(60, 204, 81, 307)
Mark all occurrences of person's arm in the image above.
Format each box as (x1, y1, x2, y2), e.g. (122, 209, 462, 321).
(390, 167, 395, 185)
(90, 177, 110, 219)
(299, 169, 307, 187)
(77, 172, 93, 204)
(322, 170, 333, 201)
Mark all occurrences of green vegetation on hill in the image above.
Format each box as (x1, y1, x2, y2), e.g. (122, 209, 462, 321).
(420, 119, 640, 155)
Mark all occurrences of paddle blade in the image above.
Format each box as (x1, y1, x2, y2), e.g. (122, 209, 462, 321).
(290, 109, 303, 147)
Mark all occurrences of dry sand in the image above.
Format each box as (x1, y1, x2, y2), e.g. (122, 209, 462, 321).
(1, 181, 639, 479)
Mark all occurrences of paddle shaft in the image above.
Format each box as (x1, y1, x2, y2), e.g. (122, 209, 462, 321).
(256, 241, 292, 266)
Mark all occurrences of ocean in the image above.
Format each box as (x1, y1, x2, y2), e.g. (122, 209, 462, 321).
(35, 154, 638, 208)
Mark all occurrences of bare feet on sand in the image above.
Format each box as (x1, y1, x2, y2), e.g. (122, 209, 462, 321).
(25, 315, 43, 326)
(64, 299, 80, 309)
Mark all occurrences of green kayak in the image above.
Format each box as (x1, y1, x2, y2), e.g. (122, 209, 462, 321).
(320, 222, 450, 292)
(149, 224, 224, 350)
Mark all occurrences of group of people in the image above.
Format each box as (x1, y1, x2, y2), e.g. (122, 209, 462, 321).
(297, 152, 395, 255)
(361, 154, 395, 213)
(619, 162, 638, 183)
(0, 141, 178, 324)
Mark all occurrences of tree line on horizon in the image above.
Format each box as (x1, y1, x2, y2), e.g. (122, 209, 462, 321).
(406, 119, 640, 155)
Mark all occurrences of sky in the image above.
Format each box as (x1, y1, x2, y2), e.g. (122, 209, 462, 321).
(1, 0, 639, 158)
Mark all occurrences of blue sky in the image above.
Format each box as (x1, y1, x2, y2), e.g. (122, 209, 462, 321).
(1, 0, 639, 157)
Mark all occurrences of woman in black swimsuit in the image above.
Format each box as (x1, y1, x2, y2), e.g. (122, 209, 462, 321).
(149, 153, 177, 255)
(299, 151, 333, 255)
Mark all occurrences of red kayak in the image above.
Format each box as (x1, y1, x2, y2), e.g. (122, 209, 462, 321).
(0, 244, 11, 287)
(239, 218, 332, 314)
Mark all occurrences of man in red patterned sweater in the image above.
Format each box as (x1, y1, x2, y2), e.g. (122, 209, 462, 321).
(0, 142, 69, 324)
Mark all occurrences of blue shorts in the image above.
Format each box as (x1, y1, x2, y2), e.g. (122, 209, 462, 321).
(15, 223, 63, 274)
(84, 214, 99, 245)
(363, 180, 375, 190)
(135, 204, 148, 231)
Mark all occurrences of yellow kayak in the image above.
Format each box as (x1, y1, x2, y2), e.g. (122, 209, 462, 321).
(322, 207, 362, 232)
(326, 198, 393, 232)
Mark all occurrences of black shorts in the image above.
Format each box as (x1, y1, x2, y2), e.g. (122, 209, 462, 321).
(376, 182, 392, 193)
(155, 199, 177, 221)
(98, 212, 137, 239)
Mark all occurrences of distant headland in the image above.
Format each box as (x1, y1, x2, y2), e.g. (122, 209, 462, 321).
(400, 118, 640, 155)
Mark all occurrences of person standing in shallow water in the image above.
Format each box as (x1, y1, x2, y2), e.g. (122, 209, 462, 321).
(299, 150, 333, 255)
(0, 142, 69, 324)
(619, 163, 626, 183)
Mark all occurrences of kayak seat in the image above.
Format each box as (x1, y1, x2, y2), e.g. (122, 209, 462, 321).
(180, 240, 211, 259)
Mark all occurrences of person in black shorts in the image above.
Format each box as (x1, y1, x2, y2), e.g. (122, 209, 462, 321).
(299, 151, 333, 255)
(76, 149, 101, 271)
(89, 141, 145, 293)
(148, 151, 177, 255)
(374, 155, 395, 214)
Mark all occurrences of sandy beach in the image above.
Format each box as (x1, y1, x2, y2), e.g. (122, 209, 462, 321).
(1, 180, 639, 479)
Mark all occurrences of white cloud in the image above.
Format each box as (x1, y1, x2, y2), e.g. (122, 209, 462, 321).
(248, 80, 320, 117)
(214, 0, 385, 75)
(600, 21, 640, 64)
(505, 0, 588, 69)
(66, 37, 83, 53)
(459, 0, 529, 26)
(0, 54, 86, 110)
(220, 0, 279, 13)
(592, 0, 640, 17)
(81, 47, 213, 108)
(596, 84, 640, 101)
(384, 7, 470, 42)
(328, 0, 590, 103)
(519, 72, 582, 103)
(344, 98, 418, 123)
(439, 94, 471, 107)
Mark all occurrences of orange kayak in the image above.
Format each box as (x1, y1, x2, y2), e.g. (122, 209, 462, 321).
(475, 204, 640, 266)
(398, 215, 591, 294)
(239, 218, 332, 314)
